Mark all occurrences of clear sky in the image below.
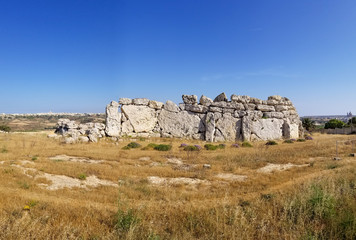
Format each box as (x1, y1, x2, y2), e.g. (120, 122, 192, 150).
(1, 0, 355, 116)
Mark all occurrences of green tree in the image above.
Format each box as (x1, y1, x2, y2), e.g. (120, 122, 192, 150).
(324, 119, 345, 129)
(0, 125, 11, 132)
(302, 118, 316, 131)
(348, 117, 356, 125)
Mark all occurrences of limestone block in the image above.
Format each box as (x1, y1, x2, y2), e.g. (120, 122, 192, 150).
(119, 98, 132, 105)
(275, 105, 289, 112)
(182, 95, 198, 105)
(148, 100, 164, 110)
(231, 95, 250, 104)
(256, 104, 275, 112)
(263, 112, 284, 119)
(158, 110, 202, 138)
(199, 95, 213, 106)
(283, 120, 299, 139)
(185, 104, 208, 113)
(205, 112, 215, 142)
(209, 106, 223, 113)
(250, 119, 284, 140)
(215, 114, 242, 141)
(214, 92, 228, 102)
(105, 101, 121, 137)
(163, 100, 180, 113)
(121, 105, 157, 133)
(133, 98, 149, 106)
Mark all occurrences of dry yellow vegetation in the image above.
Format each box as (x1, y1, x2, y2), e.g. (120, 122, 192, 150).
(0, 132, 356, 239)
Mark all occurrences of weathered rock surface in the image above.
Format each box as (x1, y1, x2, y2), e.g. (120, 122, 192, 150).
(158, 110, 202, 138)
(182, 95, 198, 105)
(54, 92, 302, 143)
(121, 105, 157, 133)
(163, 100, 180, 113)
(105, 101, 121, 137)
(214, 92, 228, 102)
(199, 95, 213, 106)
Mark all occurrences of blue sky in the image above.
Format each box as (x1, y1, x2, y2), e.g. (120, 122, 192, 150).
(1, 0, 355, 116)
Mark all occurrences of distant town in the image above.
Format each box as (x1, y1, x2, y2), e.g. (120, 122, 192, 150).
(302, 112, 353, 126)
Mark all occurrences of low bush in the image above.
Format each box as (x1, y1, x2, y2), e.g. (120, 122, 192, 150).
(204, 144, 218, 150)
(141, 143, 158, 150)
(153, 144, 172, 151)
(283, 139, 294, 144)
(266, 140, 278, 146)
(0, 125, 11, 132)
(297, 139, 306, 142)
(204, 144, 226, 150)
(183, 145, 200, 151)
(122, 142, 141, 150)
(242, 141, 253, 147)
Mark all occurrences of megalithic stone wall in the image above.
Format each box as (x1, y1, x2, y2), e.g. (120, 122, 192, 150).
(105, 93, 303, 142)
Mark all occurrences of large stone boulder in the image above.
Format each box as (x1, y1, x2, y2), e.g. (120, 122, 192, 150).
(133, 98, 149, 106)
(158, 110, 202, 138)
(121, 105, 157, 133)
(205, 112, 215, 142)
(199, 95, 213, 106)
(105, 101, 121, 137)
(182, 95, 198, 105)
(163, 100, 180, 113)
(250, 119, 284, 140)
(214, 92, 228, 102)
(215, 114, 242, 141)
(283, 120, 299, 139)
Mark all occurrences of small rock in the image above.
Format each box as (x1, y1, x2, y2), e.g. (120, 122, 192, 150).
(203, 164, 211, 169)
(139, 157, 151, 161)
(333, 157, 342, 161)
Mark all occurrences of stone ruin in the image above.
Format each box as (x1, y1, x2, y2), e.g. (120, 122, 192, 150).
(51, 93, 302, 143)
(105, 93, 303, 142)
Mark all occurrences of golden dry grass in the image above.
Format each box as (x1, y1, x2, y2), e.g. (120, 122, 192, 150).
(0, 132, 356, 239)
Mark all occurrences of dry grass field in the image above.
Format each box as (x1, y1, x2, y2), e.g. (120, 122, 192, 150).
(1, 132, 356, 239)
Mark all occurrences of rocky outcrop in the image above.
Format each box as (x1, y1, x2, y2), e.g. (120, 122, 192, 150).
(54, 119, 105, 143)
(104, 92, 301, 142)
(52, 92, 302, 142)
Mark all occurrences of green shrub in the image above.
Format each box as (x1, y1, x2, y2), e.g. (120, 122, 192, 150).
(297, 139, 306, 142)
(284, 139, 294, 144)
(0, 125, 11, 132)
(242, 141, 253, 147)
(183, 145, 200, 151)
(204, 144, 218, 150)
(127, 142, 141, 148)
(266, 140, 278, 145)
(153, 144, 172, 151)
(78, 173, 87, 180)
(122, 142, 141, 150)
(218, 144, 226, 149)
(142, 143, 158, 150)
